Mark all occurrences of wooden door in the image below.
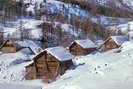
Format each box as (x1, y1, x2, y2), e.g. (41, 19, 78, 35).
(46, 61, 59, 79)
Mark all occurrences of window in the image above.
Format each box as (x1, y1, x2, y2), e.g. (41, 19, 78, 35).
(7, 41, 12, 45)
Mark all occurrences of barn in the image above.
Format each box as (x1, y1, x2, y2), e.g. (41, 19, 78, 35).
(69, 39, 98, 56)
(0, 39, 23, 53)
(25, 46, 75, 81)
(98, 36, 127, 51)
(1, 39, 42, 54)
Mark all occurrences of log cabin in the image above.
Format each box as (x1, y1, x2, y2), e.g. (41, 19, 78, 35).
(0, 39, 23, 53)
(25, 46, 75, 80)
(1, 39, 42, 54)
(98, 36, 127, 51)
(69, 39, 98, 56)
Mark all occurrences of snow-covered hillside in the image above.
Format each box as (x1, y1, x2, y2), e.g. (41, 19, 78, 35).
(1, 41, 133, 89)
(0, 52, 33, 82)
(41, 41, 133, 89)
(84, 0, 133, 10)
(107, 21, 133, 37)
(1, 0, 132, 40)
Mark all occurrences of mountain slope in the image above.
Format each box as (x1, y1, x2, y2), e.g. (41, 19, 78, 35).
(1, 41, 133, 89)
(82, 0, 133, 10)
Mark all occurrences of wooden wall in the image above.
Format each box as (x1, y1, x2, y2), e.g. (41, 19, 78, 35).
(69, 42, 97, 56)
(25, 64, 36, 80)
(2, 47, 17, 53)
(25, 51, 74, 80)
(84, 48, 97, 55)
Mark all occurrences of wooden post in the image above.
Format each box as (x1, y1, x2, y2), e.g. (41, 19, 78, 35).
(21, 67, 33, 81)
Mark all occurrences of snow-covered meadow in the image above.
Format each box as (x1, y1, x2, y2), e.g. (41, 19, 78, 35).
(1, 0, 133, 89)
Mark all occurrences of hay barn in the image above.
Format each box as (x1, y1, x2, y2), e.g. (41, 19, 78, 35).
(25, 46, 75, 80)
(98, 36, 127, 51)
(69, 39, 98, 56)
(0, 39, 23, 53)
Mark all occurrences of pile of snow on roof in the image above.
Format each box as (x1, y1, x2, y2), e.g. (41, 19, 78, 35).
(44, 46, 75, 61)
(15, 40, 42, 54)
(75, 39, 98, 48)
(111, 36, 127, 45)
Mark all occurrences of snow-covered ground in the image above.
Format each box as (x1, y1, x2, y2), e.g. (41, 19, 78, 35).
(41, 41, 133, 89)
(1, 41, 133, 89)
(0, 52, 33, 82)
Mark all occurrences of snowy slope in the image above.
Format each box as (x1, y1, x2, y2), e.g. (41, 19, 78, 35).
(84, 0, 133, 10)
(1, 41, 133, 89)
(1, 0, 132, 39)
(41, 42, 133, 89)
(107, 21, 133, 37)
(0, 83, 42, 89)
(0, 52, 33, 82)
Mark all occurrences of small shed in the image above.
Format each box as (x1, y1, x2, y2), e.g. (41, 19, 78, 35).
(69, 39, 98, 56)
(98, 36, 127, 51)
(25, 46, 75, 80)
(0, 39, 23, 53)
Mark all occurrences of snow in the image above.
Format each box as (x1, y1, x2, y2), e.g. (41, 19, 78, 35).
(87, 0, 133, 9)
(74, 39, 98, 48)
(0, 83, 42, 89)
(41, 42, 133, 89)
(19, 48, 34, 55)
(111, 36, 127, 45)
(44, 46, 75, 61)
(108, 21, 133, 37)
(1, 0, 133, 88)
(26, 5, 35, 14)
(120, 41, 133, 52)
(15, 40, 42, 54)
(61, 24, 81, 37)
(0, 52, 32, 82)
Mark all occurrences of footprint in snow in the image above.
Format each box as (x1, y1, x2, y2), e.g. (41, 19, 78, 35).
(61, 85, 82, 89)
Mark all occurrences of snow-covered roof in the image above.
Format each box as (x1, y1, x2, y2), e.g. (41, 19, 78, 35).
(19, 48, 34, 55)
(0, 83, 42, 89)
(110, 36, 127, 45)
(44, 46, 75, 61)
(73, 39, 98, 49)
(15, 40, 42, 54)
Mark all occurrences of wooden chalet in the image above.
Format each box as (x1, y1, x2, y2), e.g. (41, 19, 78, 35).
(0, 39, 42, 54)
(98, 36, 127, 51)
(69, 39, 98, 56)
(0, 39, 23, 53)
(25, 46, 75, 80)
